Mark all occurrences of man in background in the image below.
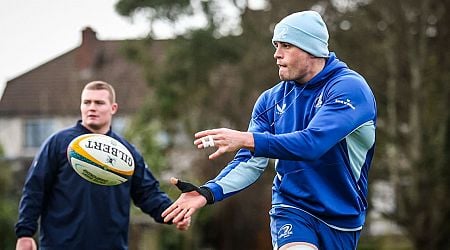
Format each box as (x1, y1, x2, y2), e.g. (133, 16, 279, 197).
(16, 81, 190, 250)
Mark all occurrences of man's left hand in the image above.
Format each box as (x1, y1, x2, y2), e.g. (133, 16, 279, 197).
(194, 128, 254, 159)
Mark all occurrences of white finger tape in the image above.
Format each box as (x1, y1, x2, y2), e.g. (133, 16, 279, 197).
(201, 135, 215, 148)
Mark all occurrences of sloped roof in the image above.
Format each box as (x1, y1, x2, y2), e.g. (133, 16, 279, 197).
(0, 27, 166, 117)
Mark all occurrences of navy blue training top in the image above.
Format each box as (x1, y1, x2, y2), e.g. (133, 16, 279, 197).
(15, 121, 172, 250)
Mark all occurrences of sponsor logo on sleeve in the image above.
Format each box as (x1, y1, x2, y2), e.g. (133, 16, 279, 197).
(335, 98, 356, 110)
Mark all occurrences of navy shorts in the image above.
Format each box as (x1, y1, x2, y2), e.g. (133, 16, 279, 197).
(269, 206, 361, 250)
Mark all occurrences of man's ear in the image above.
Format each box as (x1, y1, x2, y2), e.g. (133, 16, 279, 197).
(111, 103, 118, 115)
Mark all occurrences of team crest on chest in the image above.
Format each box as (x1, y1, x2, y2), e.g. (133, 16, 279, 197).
(315, 92, 324, 108)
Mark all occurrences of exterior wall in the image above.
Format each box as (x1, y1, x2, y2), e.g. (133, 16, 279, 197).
(0, 116, 130, 160)
(0, 117, 22, 159)
(0, 116, 77, 159)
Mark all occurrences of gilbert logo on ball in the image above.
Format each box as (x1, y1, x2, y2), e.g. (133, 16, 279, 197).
(67, 134, 135, 186)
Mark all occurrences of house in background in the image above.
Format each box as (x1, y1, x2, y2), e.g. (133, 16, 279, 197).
(0, 27, 164, 169)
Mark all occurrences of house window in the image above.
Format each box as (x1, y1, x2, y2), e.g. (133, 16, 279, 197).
(24, 119, 54, 148)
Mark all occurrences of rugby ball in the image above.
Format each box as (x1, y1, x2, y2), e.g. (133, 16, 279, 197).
(67, 134, 135, 186)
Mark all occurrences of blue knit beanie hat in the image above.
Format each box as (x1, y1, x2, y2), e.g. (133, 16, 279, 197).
(272, 11, 329, 58)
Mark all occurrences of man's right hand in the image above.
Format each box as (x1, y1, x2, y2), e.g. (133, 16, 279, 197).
(162, 177, 208, 224)
(16, 237, 37, 250)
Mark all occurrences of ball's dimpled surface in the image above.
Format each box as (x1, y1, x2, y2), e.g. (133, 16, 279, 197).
(67, 134, 135, 186)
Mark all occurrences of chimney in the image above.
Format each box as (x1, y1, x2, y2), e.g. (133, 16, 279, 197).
(76, 27, 101, 77)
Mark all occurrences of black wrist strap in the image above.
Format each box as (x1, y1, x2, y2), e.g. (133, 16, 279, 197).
(175, 180, 214, 204)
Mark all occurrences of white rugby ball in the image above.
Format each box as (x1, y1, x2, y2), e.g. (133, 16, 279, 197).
(67, 134, 135, 186)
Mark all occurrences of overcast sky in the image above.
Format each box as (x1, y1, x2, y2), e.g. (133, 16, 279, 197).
(0, 0, 155, 98)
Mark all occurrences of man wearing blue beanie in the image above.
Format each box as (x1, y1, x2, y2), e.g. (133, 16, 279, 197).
(162, 10, 376, 250)
(272, 11, 330, 58)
